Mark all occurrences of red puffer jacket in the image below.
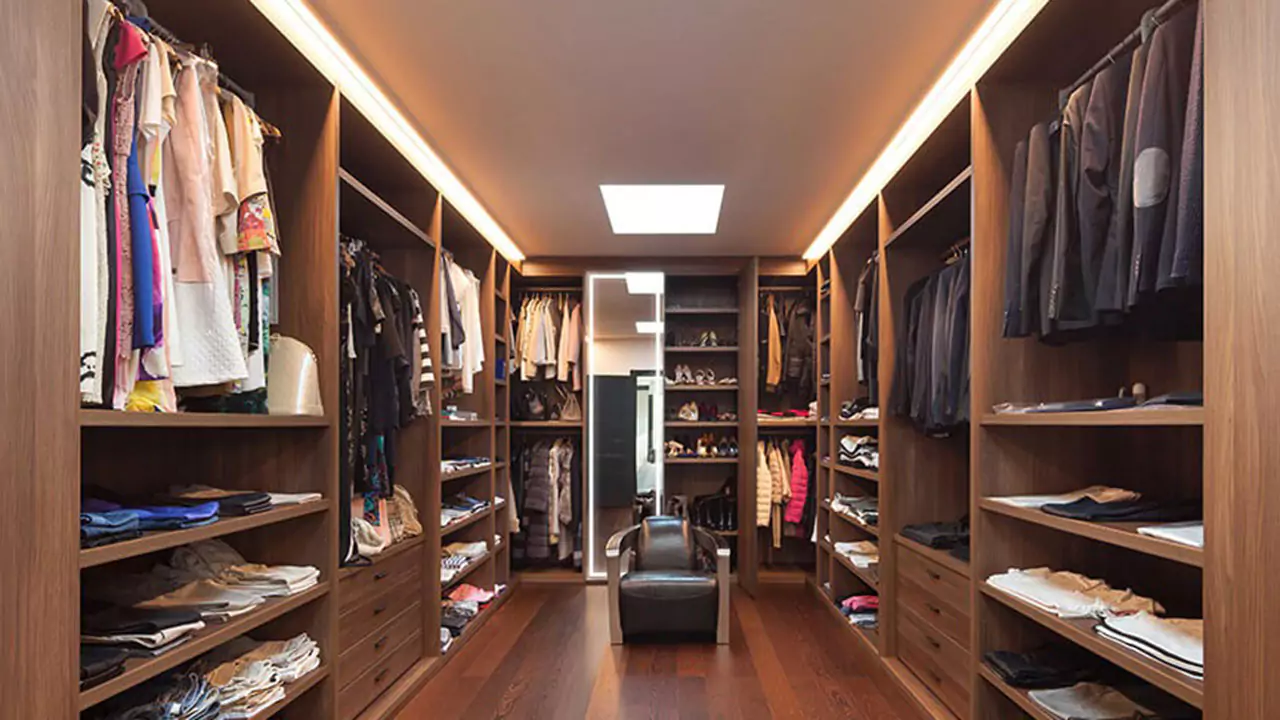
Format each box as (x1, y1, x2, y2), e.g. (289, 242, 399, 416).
(784, 439, 808, 523)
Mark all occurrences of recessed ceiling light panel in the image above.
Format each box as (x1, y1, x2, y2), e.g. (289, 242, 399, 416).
(635, 321, 665, 334)
(600, 185, 725, 235)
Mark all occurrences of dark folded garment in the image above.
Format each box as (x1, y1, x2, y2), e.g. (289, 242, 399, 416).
(1040, 497, 1202, 522)
(81, 529, 143, 549)
(949, 543, 970, 562)
(1024, 396, 1138, 413)
(1141, 391, 1203, 406)
(83, 606, 203, 636)
(983, 647, 1096, 689)
(138, 516, 219, 531)
(902, 520, 970, 549)
(80, 646, 129, 690)
(214, 492, 273, 516)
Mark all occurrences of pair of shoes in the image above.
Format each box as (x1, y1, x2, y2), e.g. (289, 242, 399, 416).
(677, 402, 699, 422)
(665, 440, 690, 458)
(716, 376, 738, 385)
(717, 411, 738, 422)
(697, 331, 720, 347)
(671, 364, 692, 384)
(692, 367, 717, 385)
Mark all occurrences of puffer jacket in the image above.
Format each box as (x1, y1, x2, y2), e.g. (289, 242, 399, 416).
(785, 440, 808, 523)
(756, 442, 772, 526)
(767, 443, 787, 504)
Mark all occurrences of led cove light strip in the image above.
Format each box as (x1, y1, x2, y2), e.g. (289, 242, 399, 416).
(802, 0, 1049, 260)
(249, 0, 525, 262)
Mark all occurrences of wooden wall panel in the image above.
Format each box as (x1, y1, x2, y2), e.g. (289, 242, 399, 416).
(1205, 0, 1280, 716)
(737, 259, 760, 595)
(0, 0, 80, 716)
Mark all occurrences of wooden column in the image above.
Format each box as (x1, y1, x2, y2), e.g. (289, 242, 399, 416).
(1204, 0, 1280, 716)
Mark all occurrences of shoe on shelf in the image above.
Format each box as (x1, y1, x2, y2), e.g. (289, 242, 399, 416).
(704, 368, 716, 385)
(678, 402, 698, 422)
(717, 376, 738, 385)
(707, 331, 720, 347)
(693, 368, 707, 386)
(728, 437, 740, 457)
(718, 437, 731, 457)
(680, 364, 695, 384)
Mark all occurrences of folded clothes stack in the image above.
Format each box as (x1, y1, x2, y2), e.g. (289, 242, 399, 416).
(983, 646, 1097, 690)
(82, 606, 206, 658)
(441, 541, 488, 583)
(986, 567, 1163, 619)
(172, 540, 321, 599)
(81, 508, 144, 548)
(96, 671, 222, 720)
(449, 583, 499, 604)
(82, 498, 220, 548)
(990, 485, 1203, 526)
(1095, 612, 1203, 679)
(199, 634, 321, 719)
(830, 492, 878, 526)
(266, 491, 323, 506)
(1136, 521, 1204, 549)
(835, 594, 878, 629)
(441, 493, 490, 528)
(440, 584, 506, 650)
(441, 407, 480, 422)
(168, 485, 273, 516)
(1028, 682, 1199, 720)
(901, 517, 969, 551)
(441, 457, 492, 475)
(80, 646, 130, 690)
(838, 435, 878, 470)
(831, 538, 879, 569)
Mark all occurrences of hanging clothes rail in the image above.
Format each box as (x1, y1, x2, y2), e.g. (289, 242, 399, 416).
(1058, 0, 1195, 103)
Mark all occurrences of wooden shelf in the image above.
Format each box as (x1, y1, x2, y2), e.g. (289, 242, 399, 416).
(825, 539, 880, 589)
(981, 584, 1203, 708)
(980, 407, 1204, 427)
(824, 461, 879, 482)
(667, 384, 739, 392)
(666, 420, 738, 428)
(442, 551, 491, 592)
(440, 419, 490, 428)
(758, 418, 817, 428)
(823, 500, 880, 537)
(665, 307, 740, 315)
(271, 664, 330, 717)
(665, 346, 739, 354)
(835, 419, 880, 428)
(509, 420, 583, 429)
(884, 165, 972, 250)
(441, 506, 493, 537)
(977, 664, 1055, 720)
(665, 457, 739, 465)
(79, 583, 329, 711)
(441, 463, 494, 482)
(338, 168, 433, 249)
(895, 533, 970, 578)
(708, 528, 739, 536)
(81, 501, 329, 569)
(979, 499, 1202, 568)
(80, 409, 329, 428)
(339, 535, 425, 580)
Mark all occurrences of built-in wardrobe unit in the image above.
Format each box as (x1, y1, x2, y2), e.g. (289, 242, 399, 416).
(805, 0, 1251, 718)
(6, 0, 517, 717)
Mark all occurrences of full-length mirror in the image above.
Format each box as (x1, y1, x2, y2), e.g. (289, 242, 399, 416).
(585, 272, 665, 580)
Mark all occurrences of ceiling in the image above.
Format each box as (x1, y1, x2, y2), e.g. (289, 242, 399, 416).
(307, 0, 999, 257)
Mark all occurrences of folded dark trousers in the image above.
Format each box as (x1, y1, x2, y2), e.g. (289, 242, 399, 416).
(901, 521, 969, 549)
(80, 646, 129, 690)
(983, 647, 1096, 689)
(82, 606, 204, 636)
(1040, 497, 1202, 522)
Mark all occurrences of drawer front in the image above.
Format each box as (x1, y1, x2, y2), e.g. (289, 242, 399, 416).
(339, 573, 422, 651)
(338, 631, 424, 720)
(896, 544, 970, 617)
(897, 606, 970, 719)
(339, 547, 423, 614)
(898, 574, 970, 650)
(340, 601, 423, 689)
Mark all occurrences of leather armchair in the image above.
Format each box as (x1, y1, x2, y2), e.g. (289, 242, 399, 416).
(606, 516, 730, 644)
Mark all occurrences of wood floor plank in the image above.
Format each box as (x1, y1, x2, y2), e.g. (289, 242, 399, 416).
(396, 582, 908, 719)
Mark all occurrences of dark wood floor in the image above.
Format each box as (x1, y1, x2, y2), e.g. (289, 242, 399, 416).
(396, 583, 908, 719)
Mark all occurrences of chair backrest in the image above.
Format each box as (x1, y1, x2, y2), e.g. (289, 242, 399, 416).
(634, 516, 696, 571)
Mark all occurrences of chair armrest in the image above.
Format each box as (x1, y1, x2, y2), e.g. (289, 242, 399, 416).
(692, 527, 732, 645)
(607, 524, 641, 644)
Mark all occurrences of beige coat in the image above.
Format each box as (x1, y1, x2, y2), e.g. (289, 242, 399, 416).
(756, 442, 772, 526)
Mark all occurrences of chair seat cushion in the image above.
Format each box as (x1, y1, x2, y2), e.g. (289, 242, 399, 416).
(619, 571, 717, 601)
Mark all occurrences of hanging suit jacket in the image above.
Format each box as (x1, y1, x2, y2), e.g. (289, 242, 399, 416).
(1095, 44, 1150, 316)
(1046, 81, 1093, 339)
(1128, 3, 1196, 309)
(1167, 3, 1203, 289)
(1020, 121, 1057, 339)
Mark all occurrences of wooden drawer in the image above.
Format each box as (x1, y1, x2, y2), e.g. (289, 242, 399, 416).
(896, 542, 970, 617)
(897, 605, 970, 719)
(898, 573, 970, 650)
(339, 572, 422, 651)
(339, 547, 423, 614)
(339, 631, 424, 720)
(339, 601, 423, 689)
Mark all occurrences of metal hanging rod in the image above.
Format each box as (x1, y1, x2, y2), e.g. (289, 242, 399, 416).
(519, 286, 583, 294)
(1058, 0, 1195, 103)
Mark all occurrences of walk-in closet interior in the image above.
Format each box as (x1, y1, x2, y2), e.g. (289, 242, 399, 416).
(4, 0, 1278, 716)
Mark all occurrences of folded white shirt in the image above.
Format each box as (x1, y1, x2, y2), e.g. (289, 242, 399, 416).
(989, 486, 1140, 509)
(1136, 521, 1204, 549)
(1028, 682, 1156, 720)
(1095, 612, 1203, 678)
(266, 492, 322, 506)
(986, 567, 1163, 619)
